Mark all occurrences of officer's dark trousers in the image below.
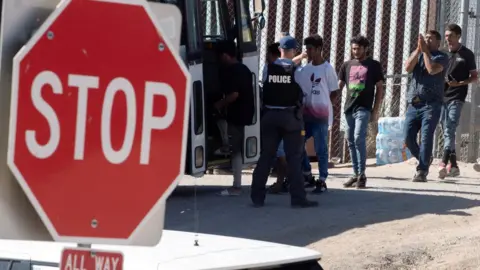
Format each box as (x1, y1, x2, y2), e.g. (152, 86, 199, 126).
(251, 108, 307, 204)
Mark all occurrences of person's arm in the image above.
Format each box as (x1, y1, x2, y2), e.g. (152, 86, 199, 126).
(450, 50, 478, 86)
(292, 52, 307, 66)
(452, 70, 480, 87)
(337, 62, 346, 93)
(405, 48, 421, 73)
(422, 50, 445, 75)
(372, 82, 384, 121)
(294, 67, 307, 105)
(370, 61, 385, 122)
(326, 65, 340, 99)
(418, 35, 444, 75)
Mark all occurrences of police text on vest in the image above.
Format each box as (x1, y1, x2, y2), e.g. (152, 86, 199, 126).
(268, 75, 291, 83)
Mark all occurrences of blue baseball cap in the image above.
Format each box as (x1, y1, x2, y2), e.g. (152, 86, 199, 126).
(279, 36, 297, 50)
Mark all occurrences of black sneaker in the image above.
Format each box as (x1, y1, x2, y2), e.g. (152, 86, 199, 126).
(343, 175, 358, 188)
(312, 180, 327, 194)
(356, 174, 367, 189)
(291, 199, 319, 208)
(304, 174, 316, 188)
(412, 171, 427, 182)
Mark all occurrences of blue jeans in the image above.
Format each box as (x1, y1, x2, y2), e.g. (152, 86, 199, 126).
(404, 102, 442, 173)
(301, 121, 329, 180)
(345, 108, 371, 176)
(441, 100, 464, 151)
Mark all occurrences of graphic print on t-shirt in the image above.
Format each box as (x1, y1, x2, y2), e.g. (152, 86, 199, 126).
(348, 65, 368, 97)
(303, 71, 329, 121)
(310, 73, 322, 95)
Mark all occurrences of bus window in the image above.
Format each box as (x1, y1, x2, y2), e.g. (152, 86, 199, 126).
(201, 0, 226, 40)
(149, 0, 187, 47)
(185, 0, 202, 57)
(149, 0, 202, 59)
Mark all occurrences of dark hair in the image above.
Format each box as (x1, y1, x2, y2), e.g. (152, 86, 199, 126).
(427, 30, 442, 41)
(267, 42, 281, 57)
(446, 23, 462, 36)
(304, 34, 323, 48)
(350, 35, 370, 48)
(217, 40, 237, 58)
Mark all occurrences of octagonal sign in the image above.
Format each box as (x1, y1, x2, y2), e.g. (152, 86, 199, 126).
(7, 0, 191, 245)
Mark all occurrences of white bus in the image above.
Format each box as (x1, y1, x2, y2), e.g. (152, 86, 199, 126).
(152, 0, 262, 177)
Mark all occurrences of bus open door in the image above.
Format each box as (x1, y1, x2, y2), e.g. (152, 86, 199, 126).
(233, 0, 261, 164)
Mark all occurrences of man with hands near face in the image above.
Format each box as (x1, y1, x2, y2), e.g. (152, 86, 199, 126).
(404, 30, 449, 182)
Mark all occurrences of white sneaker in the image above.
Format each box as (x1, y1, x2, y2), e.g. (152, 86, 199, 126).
(448, 166, 460, 177)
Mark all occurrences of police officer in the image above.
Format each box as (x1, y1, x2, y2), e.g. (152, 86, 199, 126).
(250, 36, 318, 208)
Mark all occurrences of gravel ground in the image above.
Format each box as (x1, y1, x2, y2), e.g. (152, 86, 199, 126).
(165, 159, 480, 270)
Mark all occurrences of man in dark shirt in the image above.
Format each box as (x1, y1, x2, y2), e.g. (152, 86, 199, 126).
(215, 41, 255, 196)
(404, 30, 449, 182)
(437, 24, 478, 179)
(338, 35, 385, 189)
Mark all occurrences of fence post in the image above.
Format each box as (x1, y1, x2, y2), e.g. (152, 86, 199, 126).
(467, 1, 480, 163)
(454, 0, 469, 159)
(432, 0, 445, 159)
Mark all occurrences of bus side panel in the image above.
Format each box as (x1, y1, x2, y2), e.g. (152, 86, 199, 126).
(242, 54, 260, 164)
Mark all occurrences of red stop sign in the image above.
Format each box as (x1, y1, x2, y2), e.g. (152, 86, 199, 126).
(7, 0, 190, 245)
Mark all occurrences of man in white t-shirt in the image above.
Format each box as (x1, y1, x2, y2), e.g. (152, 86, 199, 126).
(297, 34, 340, 194)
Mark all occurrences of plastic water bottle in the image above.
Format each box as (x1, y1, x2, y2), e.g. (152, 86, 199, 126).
(390, 117, 404, 136)
(388, 136, 404, 149)
(378, 117, 386, 134)
(381, 117, 390, 135)
(376, 149, 389, 165)
(376, 116, 409, 165)
(387, 148, 402, 164)
(376, 133, 387, 149)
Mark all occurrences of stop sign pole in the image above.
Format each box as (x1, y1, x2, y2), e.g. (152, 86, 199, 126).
(7, 0, 190, 246)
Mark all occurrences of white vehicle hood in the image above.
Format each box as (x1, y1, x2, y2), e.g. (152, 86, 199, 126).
(0, 230, 321, 270)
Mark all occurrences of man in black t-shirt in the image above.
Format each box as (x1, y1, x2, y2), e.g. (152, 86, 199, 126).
(215, 41, 255, 196)
(438, 24, 478, 179)
(338, 35, 385, 189)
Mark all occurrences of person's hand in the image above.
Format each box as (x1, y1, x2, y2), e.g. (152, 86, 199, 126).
(418, 34, 428, 52)
(301, 52, 308, 59)
(447, 80, 462, 87)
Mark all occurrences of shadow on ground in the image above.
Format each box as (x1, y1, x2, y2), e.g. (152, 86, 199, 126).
(164, 184, 480, 247)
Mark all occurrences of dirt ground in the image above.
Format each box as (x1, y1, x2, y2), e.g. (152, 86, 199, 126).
(165, 159, 480, 270)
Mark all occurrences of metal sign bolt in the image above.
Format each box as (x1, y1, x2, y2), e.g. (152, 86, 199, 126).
(47, 31, 54, 40)
(91, 219, 98, 228)
(158, 42, 165, 51)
